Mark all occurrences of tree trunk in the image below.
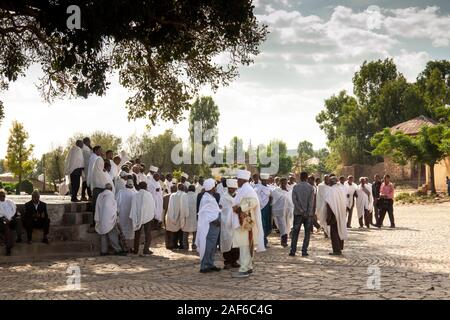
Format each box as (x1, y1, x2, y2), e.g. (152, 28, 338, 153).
(417, 162, 422, 190)
(429, 163, 436, 195)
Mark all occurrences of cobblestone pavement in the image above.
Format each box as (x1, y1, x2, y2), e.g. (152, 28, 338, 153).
(0, 203, 449, 300)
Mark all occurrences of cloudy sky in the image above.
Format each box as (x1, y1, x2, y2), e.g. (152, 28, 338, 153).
(1, 0, 450, 158)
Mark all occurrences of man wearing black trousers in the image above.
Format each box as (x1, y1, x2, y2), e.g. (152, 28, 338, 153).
(22, 190, 50, 244)
(65, 140, 85, 202)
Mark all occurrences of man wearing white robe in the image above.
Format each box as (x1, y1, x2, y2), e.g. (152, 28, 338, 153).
(103, 161, 116, 195)
(270, 178, 291, 247)
(216, 177, 227, 196)
(180, 173, 190, 190)
(94, 184, 126, 256)
(0, 189, 16, 256)
(181, 185, 198, 251)
(220, 179, 240, 269)
(130, 181, 156, 255)
(64, 140, 85, 202)
(232, 170, 265, 278)
(325, 176, 348, 255)
(115, 171, 128, 196)
(116, 179, 136, 249)
(89, 146, 108, 226)
(195, 176, 204, 195)
(355, 177, 373, 228)
(81, 137, 93, 201)
(109, 156, 121, 180)
(316, 175, 331, 237)
(165, 184, 185, 249)
(254, 173, 272, 248)
(196, 179, 222, 273)
(344, 176, 358, 228)
(146, 167, 163, 222)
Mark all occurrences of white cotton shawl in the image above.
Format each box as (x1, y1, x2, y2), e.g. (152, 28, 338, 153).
(0, 199, 16, 220)
(180, 191, 197, 233)
(94, 189, 118, 235)
(166, 191, 184, 232)
(219, 192, 239, 253)
(316, 182, 331, 236)
(64, 146, 84, 176)
(196, 192, 221, 260)
(344, 182, 358, 209)
(130, 189, 155, 231)
(325, 184, 348, 241)
(355, 183, 373, 219)
(116, 188, 136, 239)
(147, 175, 163, 221)
(232, 182, 265, 253)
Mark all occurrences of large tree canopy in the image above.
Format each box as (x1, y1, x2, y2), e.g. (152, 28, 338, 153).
(0, 0, 267, 124)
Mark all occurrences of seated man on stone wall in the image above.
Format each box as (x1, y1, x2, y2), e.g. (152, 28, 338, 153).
(22, 190, 51, 244)
(0, 189, 17, 256)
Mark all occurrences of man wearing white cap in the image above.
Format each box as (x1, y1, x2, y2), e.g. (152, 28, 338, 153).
(180, 173, 190, 191)
(232, 170, 265, 278)
(220, 179, 240, 269)
(146, 166, 163, 223)
(196, 178, 222, 273)
(254, 172, 272, 248)
(116, 179, 136, 250)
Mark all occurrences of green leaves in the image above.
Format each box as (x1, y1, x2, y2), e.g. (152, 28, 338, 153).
(0, 1, 267, 124)
(5, 121, 34, 182)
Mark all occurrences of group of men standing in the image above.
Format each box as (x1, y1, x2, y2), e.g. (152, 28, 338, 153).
(63, 139, 397, 278)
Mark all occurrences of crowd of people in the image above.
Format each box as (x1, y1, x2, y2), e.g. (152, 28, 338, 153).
(0, 137, 397, 279)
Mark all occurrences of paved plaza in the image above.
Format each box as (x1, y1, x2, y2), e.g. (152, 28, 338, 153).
(0, 203, 449, 300)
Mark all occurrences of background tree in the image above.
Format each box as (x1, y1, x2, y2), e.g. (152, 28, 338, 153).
(5, 121, 34, 189)
(371, 125, 450, 194)
(296, 140, 314, 171)
(0, 158, 5, 174)
(41, 147, 65, 191)
(0, 1, 267, 124)
(317, 59, 449, 170)
(68, 131, 122, 154)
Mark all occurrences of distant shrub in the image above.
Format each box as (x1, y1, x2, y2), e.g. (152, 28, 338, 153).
(19, 179, 34, 195)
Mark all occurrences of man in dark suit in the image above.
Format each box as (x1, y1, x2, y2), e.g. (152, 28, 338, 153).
(22, 190, 50, 244)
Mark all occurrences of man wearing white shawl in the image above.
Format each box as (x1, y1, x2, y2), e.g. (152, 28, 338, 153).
(165, 184, 185, 249)
(94, 184, 126, 256)
(316, 175, 331, 237)
(180, 173, 190, 190)
(130, 181, 156, 256)
(195, 176, 204, 195)
(146, 167, 163, 222)
(270, 177, 292, 248)
(64, 140, 85, 202)
(355, 177, 373, 228)
(90, 146, 109, 226)
(116, 179, 136, 249)
(325, 176, 348, 255)
(254, 173, 272, 248)
(115, 171, 128, 196)
(103, 161, 116, 195)
(0, 189, 16, 256)
(196, 178, 222, 273)
(81, 137, 93, 201)
(220, 179, 240, 269)
(232, 170, 265, 278)
(344, 176, 358, 228)
(181, 185, 198, 251)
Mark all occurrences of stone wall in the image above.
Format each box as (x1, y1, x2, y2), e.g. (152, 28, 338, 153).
(339, 159, 422, 183)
